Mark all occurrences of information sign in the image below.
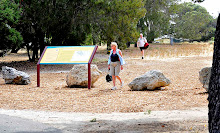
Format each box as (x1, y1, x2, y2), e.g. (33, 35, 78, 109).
(37, 46, 98, 89)
(40, 46, 96, 64)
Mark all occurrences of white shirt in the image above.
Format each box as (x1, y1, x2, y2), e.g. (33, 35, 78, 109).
(137, 37, 147, 47)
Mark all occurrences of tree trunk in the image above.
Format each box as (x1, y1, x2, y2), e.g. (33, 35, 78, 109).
(107, 41, 111, 54)
(40, 34, 45, 56)
(40, 42, 45, 56)
(26, 44, 31, 61)
(11, 45, 20, 53)
(208, 14, 220, 133)
(31, 44, 37, 62)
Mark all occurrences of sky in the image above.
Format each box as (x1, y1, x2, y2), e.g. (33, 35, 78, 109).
(182, 0, 220, 18)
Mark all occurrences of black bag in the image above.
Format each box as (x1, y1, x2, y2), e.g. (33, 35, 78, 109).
(106, 74, 112, 82)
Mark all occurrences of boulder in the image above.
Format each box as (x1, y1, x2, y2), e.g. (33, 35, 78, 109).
(66, 64, 102, 87)
(2, 66, 31, 85)
(128, 70, 171, 91)
(199, 67, 211, 91)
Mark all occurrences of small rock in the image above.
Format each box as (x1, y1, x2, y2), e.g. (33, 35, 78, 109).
(199, 67, 211, 91)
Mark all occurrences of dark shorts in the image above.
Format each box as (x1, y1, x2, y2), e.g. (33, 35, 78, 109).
(139, 45, 149, 51)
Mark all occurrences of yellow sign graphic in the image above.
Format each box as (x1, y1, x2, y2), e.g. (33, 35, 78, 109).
(40, 46, 95, 64)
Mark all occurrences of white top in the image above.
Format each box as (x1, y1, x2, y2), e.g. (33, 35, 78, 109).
(137, 37, 147, 47)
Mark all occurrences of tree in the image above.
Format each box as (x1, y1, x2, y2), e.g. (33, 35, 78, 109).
(190, 0, 220, 132)
(88, 0, 146, 49)
(200, 17, 217, 41)
(137, 0, 178, 42)
(0, 0, 23, 54)
(173, 2, 215, 41)
(19, 0, 92, 61)
(18, 0, 145, 61)
(208, 14, 220, 133)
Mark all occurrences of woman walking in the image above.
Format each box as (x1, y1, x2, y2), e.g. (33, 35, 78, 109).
(137, 33, 148, 59)
(108, 42, 125, 90)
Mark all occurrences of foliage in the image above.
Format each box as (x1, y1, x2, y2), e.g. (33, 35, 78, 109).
(137, 0, 216, 42)
(200, 18, 217, 41)
(137, 0, 178, 42)
(17, 0, 146, 61)
(19, 0, 93, 61)
(173, 2, 215, 41)
(88, 0, 146, 49)
(0, 0, 23, 51)
(0, 0, 216, 59)
(90, 118, 97, 122)
(192, 0, 205, 2)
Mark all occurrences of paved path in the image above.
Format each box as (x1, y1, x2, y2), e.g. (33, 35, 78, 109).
(0, 114, 60, 133)
(0, 108, 208, 133)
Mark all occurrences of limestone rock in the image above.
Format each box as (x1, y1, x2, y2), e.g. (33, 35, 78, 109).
(128, 70, 171, 91)
(2, 66, 31, 85)
(66, 64, 102, 87)
(199, 67, 211, 91)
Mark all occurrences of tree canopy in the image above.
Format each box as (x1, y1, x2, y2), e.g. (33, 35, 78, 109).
(16, 0, 146, 61)
(91, 0, 146, 48)
(173, 2, 215, 41)
(137, 0, 216, 42)
(0, 0, 217, 60)
(137, 0, 178, 42)
(0, 0, 22, 51)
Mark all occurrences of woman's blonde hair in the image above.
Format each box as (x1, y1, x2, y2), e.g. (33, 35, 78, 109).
(111, 42, 118, 49)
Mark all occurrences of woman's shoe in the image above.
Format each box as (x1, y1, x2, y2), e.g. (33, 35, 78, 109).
(111, 86, 117, 90)
(121, 81, 124, 88)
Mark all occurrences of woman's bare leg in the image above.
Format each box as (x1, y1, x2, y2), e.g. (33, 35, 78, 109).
(112, 75, 116, 87)
(116, 76, 122, 84)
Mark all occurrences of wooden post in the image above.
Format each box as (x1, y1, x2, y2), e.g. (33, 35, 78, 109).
(37, 46, 48, 87)
(88, 63, 91, 89)
(37, 64, 40, 87)
(87, 46, 98, 89)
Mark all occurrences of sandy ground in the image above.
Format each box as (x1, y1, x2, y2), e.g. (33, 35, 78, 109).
(0, 44, 213, 132)
(0, 53, 211, 113)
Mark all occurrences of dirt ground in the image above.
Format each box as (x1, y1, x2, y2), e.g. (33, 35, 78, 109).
(0, 43, 213, 132)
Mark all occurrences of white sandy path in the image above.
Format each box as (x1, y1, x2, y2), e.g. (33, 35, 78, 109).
(0, 108, 208, 124)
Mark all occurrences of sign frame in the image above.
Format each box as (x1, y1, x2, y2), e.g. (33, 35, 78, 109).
(37, 45, 98, 89)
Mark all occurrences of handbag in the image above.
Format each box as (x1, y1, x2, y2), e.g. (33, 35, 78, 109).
(144, 42, 149, 48)
(106, 74, 112, 82)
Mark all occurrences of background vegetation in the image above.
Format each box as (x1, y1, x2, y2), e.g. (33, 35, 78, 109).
(0, 0, 217, 61)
